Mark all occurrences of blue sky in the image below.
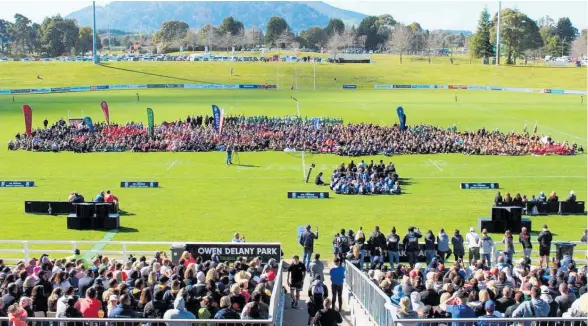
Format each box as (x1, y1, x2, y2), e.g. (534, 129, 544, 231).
(0, 0, 585, 31)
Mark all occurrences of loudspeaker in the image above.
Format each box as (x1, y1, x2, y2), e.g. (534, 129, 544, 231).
(75, 203, 95, 218)
(102, 215, 119, 230)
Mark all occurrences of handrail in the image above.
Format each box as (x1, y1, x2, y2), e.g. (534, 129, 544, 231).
(0, 317, 272, 323)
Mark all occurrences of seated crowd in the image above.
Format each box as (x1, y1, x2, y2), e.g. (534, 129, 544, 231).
(321, 160, 401, 195)
(494, 190, 578, 206)
(7, 116, 581, 156)
(0, 249, 278, 323)
(330, 225, 588, 322)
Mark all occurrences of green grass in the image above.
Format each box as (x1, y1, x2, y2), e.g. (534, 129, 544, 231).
(0, 60, 586, 260)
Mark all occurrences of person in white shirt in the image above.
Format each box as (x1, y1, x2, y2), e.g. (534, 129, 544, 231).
(232, 232, 245, 243)
(466, 227, 481, 265)
(479, 229, 495, 267)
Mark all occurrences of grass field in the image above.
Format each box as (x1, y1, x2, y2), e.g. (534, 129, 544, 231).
(0, 59, 586, 260)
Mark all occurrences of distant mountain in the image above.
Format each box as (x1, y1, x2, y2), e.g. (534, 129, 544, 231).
(66, 1, 367, 33)
(440, 30, 473, 36)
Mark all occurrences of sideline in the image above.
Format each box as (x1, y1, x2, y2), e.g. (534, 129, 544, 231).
(166, 159, 178, 171)
(83, 230, 119, 260)
(427, 159, 444, 172)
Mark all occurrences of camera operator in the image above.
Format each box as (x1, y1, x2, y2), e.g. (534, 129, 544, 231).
(226, 146, 233, 166)
(403, 226, 422, 268)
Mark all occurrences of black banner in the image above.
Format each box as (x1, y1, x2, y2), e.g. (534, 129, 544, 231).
(343, 84, 357, 89)
(10, 89, 31, 94)
(147, 84, 166, 89)
(0, 181, 34, 187)
(460, 182, 499, 189)
(185, 243, 281, 263)
(393, 85, 412, 89)
(120, 181, 159, 188)
(50, 87, 71, 93)
(287, 191, 329, 199)
(165, 84, 184, 88)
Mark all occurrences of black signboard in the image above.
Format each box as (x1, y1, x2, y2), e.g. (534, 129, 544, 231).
(120, 181, 159, 188)
(343, 84, 357, 89)
(0, 181, 34, 187)
(184, 242, 281, 263)
(460, 182, 499, 190)
(287, 191, 330, 199)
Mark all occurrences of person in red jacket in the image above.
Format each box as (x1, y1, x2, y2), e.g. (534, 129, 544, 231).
(104, 190, 119, 211)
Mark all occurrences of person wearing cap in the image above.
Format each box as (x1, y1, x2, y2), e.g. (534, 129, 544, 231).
(108, 294, 139, 318)
(477, 300, 505, 326)
(539, 285, 558, 317)
(466, 227, 481, 266)
(537, 225, 553, 268)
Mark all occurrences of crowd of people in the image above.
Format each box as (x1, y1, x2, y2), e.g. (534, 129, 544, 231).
(298, 225, 588, 325)
(494, 190, 578, 206)
(0, 248, 280, 325)
(315, 159, 401, 195)
(8, 116, 581, 156)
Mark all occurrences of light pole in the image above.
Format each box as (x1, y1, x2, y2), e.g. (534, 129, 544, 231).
(291, 96, 300, 117)
(92, 1, 98, 64)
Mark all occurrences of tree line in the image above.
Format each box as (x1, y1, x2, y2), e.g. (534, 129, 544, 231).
(0, 13, 103, 58)
(469, 8, 585, 64)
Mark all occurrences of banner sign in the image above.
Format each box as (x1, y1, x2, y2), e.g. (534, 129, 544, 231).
(184, 242, 281, 263)
(393, 85, 412, 89)
(287, 191, 330, 199)
(147, 84, 166, 89)
(147, 108, 154, 138)
(397, 106, 407, 130)
(50, 87, 70, 93)
(460, 182, 499, 189)
(10, 89, 31, 94)
(467, 85, 487, 91)
(448, 85, 468, 89)
(70, 86, 91, 92)
(120, 181, 159, 188)
(550, 89, 564, 95)
(343, 84, 357, 89)
(212, 104, 222, 134)
(100, 101, 110, 125)
(165, 84, 184, 88)
(84, 117, 94, 133)
(0, 181, 34, 187)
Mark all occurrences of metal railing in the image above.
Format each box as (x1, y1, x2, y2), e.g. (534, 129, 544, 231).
(344, 261, 394, 326)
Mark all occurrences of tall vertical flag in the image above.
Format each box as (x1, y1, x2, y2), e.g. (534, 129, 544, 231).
(84, 117, 95, 132)
(22, 105, 32, 136)
(212, 104, 224, 135)
(147, 108, 154, 138)
(100, 101, 110, 125)
(397, 106, 407, 131)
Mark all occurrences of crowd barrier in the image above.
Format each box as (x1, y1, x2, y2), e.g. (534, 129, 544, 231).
(386, 317, 587, 326)
(374, 84, 587, 95)
(1, 83, 584, 95)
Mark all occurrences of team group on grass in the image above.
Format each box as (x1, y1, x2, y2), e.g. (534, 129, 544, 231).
(298, 224, 588, 324)
(8, 115, 583, 156)
(315, 159, 402, 195)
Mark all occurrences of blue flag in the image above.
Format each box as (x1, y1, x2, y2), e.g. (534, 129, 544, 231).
(397, 106, 407, 131)
(212, 104, 221, 133)
(84, 116, 94, 132)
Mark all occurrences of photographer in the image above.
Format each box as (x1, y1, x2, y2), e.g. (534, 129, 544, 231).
(231, 233, 245, 243)
(403, 227, 422, 268)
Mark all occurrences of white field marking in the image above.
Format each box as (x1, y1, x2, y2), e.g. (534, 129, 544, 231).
(12, 175, 584, 180)
(166, 159, 178, 171)
(460, 102, 587, 141)
(428, 159, 444, 172)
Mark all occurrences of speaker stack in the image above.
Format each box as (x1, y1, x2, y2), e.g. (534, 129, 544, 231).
(67, 203, 119, 230)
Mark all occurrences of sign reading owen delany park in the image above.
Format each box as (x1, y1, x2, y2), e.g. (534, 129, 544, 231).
(185, 243, 281, 263)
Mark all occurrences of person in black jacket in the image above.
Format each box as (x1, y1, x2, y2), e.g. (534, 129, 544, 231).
(386, 227, 401, 270)
(299, 225, 319, 270)
(537, 224, 553, 268)
(312, 298, 342, 326)
(368, 226, 386, 263)
(403, 227, 422, 268)
(31, 285, 48, 316)
(451, 230, 465, 262)
(424, 231, 436, 264)
(77, 270, 94, 298)
(519, 227, 533, 259)
(494, 192, 503, 206)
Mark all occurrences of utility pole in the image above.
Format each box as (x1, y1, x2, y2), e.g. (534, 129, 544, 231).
(92, 1, 98, 64)
(496, 0, 501, 65)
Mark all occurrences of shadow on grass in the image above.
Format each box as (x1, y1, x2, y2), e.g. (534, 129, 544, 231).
(398, 177, 414, 186)
(236, 164, 261, 168)
(530, 231, 558, 236)
(117, 226, 139, 233)
(98, 64, 215, 84)
(118, 210, 135, 216)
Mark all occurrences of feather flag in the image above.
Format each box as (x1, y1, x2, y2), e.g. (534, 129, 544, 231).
(84, 117, 95, 132)
(100, 101, 110, 125)
(212, 104, 224, 135)
(22, 105, 32, 136)
(147, 108, 154, 138)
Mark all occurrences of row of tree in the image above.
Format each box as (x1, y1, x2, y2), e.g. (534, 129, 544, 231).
(0, 13, 102, 58)
(470, 8, 584, 64)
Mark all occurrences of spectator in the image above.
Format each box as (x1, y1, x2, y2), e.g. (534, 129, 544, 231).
(7, 303, 27, 326)
(391, 285, 406, 305)
(396, 296, 419, 325)
(329, 258, 345, 312)
(104, 190, 120, 210)
(231, 233, 245, 243)
(387, 227, 401, 270)
(214, 295, 240, 320)
(420, 280, 440, 307)
(477, 300, 504, 326)
(537, 225, 553, 268)
(538, 192, 547, 202)
(466, 227, 481, 265)
(501, 230, 515, 265)
(548, 191, 559, 202)
(369, 226, 387, 261)
(540, 285, 559, 317)
(242, 291, 269, 320)
(452, 230, 465, 262)
(513, 286, 550, 318)
(300, 225, 319, 270)
(403, 227, 422, 268)
(442, 290, 476, 326)
(307, 275, 328, 325)
(312, 298, 343, 326)
(494, 192, 503, 205)
(79, 287, 101, 318)
(30, 285, 48, 316)
(504, 291, 524, 317)
(555, 282, 577, 316)
(479, 229, 494, 267)
(94, 191, 105, 203)
(437, 229, 451, 263)
(519, 227, 533, 259)
(308, 254, 324, 284)
(108, 294, 138, 318)
(287, 255, 306, 308)
(566, 190, 576, 203)
(163, 295, 196, 326)
(424, 230, 436, 265)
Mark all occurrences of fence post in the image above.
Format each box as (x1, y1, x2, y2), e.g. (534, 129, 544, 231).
(72, 241, 77, 252)
(23, 241, 29, 262)
(122, 243, 127, 262)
